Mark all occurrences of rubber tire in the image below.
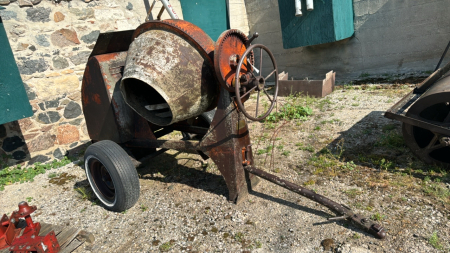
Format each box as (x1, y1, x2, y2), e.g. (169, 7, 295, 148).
(84, 140, 140, 212)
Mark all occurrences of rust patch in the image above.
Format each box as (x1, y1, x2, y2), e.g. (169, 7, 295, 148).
(92, 94, 101, 104)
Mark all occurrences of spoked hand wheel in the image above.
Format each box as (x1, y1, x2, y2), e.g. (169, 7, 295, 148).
(234, 44, 279, 121)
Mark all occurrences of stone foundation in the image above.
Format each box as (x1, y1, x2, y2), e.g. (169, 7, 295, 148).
(0, 0, 149, 166)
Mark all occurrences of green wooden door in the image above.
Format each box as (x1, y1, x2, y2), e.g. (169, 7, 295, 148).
(0, 14, 33, 125)
(180, 0, 229, 41)
(278, 0, 354, 48)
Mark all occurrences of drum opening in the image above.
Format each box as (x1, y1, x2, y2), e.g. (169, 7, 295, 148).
(121, 78, 172, 126)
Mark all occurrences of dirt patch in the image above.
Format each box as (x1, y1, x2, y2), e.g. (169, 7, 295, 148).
(1, 84, 449, 252)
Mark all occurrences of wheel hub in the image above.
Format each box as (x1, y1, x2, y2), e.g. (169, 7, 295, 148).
(101, 166, 114, 190)
(256, 76, 265, 91)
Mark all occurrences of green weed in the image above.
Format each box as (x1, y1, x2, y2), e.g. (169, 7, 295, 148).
(296, 143, 315, 152)
(371, 213, 385, 221)
(303, 179, 315, 186)
(282, 151, 290, 156)
(234, 232, 244, 242)
(345, 189, 362, 198)
(0, 157, 71, 191)
(429, 231, 443, 250)
(265, 94, 313, 122)
(257, 145, 274, 155)
(423, 183, 450, 201)
(48, 172, 58, 179)
(75, 186, 92, 200)
(159, 240, 175, 252)
(140, 204, 148, 212)
(341, 161, 356, 171)
(377, 131, 404, 149)
(382, 124, 397, 132)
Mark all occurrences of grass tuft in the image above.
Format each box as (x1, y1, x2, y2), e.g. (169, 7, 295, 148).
(0, 157, 71, 191)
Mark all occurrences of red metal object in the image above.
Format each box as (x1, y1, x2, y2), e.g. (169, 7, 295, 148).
(214, 29, 251, 92)
(0, 214, 19, 250)
(0, 202, 60, 253)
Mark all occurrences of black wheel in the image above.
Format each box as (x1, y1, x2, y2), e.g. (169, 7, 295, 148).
(401, 75, 450, 169)
(84, 140, 140, 211)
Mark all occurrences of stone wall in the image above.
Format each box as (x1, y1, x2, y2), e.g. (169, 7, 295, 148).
(244, 0, 450, 81)
(0, 0, 250, 167)
(0, 0, 148, 166)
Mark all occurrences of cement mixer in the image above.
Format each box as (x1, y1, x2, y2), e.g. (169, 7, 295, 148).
(81, 20, 386, 239)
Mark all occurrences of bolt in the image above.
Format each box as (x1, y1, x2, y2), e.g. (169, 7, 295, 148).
(10, 218, 15, 223)
(26, 246, 30, 249)
(31, 235, 35, 238)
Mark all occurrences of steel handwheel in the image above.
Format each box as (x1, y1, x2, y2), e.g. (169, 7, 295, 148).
(235, 44, 278, 121)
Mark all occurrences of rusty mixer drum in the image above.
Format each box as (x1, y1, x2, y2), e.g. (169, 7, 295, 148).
(120, 20, 219, 126)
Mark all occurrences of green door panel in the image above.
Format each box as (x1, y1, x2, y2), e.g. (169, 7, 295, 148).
(278, 0, 354, 48)
(179, 0, 229, 41)
(0, 15, 34, 125)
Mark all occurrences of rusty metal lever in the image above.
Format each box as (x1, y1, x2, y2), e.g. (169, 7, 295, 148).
(246, 32, 259, 46)
(244, 166, 386, 239)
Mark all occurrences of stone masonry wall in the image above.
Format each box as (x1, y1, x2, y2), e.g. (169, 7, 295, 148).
(0, 0, 148, 166)
(0, 0, 250, 167)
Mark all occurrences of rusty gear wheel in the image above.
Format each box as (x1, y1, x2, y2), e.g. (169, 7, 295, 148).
(214, 29, 254, 92)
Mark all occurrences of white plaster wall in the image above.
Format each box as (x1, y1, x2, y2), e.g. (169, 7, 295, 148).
(244, 0, 450, 81)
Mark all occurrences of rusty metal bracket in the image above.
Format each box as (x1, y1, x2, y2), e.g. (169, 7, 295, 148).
(243, 166, 386, 239)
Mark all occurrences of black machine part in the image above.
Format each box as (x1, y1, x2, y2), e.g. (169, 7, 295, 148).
(84, 140, 140, 212)
(385, 44, 450, 167)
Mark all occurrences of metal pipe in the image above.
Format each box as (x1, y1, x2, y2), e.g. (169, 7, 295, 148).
(306, 0, 314, 11)
(160, 0, 179, 19)
(295, 0, 302, 16)
(244, 166, 386, 239)
(435, 40, 450, 71)
(157, 6, 165, 20)
(145, 0, 157, 22)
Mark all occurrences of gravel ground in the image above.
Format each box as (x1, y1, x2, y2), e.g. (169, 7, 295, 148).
(1, 84, 449, 252)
